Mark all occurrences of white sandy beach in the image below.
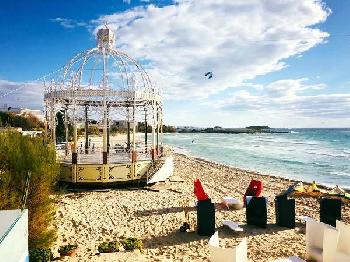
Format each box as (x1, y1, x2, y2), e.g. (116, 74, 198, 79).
(53, 153, 350, 261)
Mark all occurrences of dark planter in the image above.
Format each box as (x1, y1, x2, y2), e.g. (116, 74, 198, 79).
(246, 197, 267, 228)
(196, 198, 215, 236)
(320, 198, 342, 227)
(275, 194, 295, 229)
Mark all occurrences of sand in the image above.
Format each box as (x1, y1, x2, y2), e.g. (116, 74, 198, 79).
(76, 133, 146, 147)
(53, 153, 350, 261)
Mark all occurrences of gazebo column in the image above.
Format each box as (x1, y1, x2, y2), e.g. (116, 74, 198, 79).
(44, 109, 48, 145)
(72, 119, 78, 183)
(101, 37, 108, 166)
(102, 109, 108, 164)
(84, 105, 89, 154)
(50, 100, 56, 146)
(144, 108, 148, 152)
(72, 122, 77, 164)
(127, 108, 131, 151)
(156, 110, 159, 156)
(52, 121, 56, 146)
(131, 105, 137, 180)
(64, 107, 69, 156)
(160, 109, 163, 156)
(151, 111, 156, 161)
(107, 107, 110, 154)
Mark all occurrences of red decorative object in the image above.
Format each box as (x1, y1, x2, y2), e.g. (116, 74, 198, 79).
(243, 180, 263, 205)
(194, 179, 209, 201)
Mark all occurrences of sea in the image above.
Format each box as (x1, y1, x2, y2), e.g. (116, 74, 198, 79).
(163, 128, 350, 189)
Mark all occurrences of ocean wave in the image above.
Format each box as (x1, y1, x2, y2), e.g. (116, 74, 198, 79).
(287, 140, 319, 146)
(280, 159, 306, 165)
(164, 132, 350, 188)
(172, 146, 190, 155)
(251, 137, 273, 142)
(312, 162, 333, 168)
(305, 151, 350, 158)
(252, 139, 319, 146)
(330, 171, 350, 178)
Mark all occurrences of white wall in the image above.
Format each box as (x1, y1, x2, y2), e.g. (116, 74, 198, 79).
(0, 209, 29, 262)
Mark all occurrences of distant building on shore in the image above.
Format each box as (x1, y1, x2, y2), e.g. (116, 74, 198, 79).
(176, 126, 204, 132)
(0, 127, 23, 133)
(0, 104, 22, 114)
(0, 127, 42, 137)
(20, 108, 44, 121)
(0, 104, 44, 121)
(176, 125, 288, 134)
(246, 126, 270, 130)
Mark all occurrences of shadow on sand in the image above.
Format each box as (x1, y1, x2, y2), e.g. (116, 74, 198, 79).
(135, 206, 196, 217)
(143, 223, 297, 249)
(143, 230, 207, 249)
(135, 203, 244, 217)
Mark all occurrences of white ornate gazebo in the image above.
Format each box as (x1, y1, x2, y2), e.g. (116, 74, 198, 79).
(43, 28, 164, 184)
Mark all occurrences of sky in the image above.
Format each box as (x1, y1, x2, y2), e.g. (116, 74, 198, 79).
(0, 0, 350, 128)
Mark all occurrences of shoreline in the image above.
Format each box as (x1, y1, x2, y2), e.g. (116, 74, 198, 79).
(53, 152, 350, 261)
(171, 146, 350, 191)
(179, 153, 350, 192)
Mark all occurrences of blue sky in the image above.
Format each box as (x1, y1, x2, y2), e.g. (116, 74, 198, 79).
(0, 0, 350, 127)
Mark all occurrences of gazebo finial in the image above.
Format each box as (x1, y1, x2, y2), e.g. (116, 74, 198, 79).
(97, 26, 115, 50)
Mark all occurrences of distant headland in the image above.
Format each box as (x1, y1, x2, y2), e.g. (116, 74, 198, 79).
(176, 125, 290, 134)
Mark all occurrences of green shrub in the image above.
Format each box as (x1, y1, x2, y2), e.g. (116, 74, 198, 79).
(0, 111, 43, 130)
(0, 132, 59, 248)
(29, 248, 53, 262)
(58, 244, 78, 255)
(121, 237, 143, 251)
(98, 241, 120, 253)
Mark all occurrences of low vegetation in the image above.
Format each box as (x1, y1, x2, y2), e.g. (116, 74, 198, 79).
(138, 123, 176, 133)
(98, 241, 120, 253)
(0, 111, 43, 130)
(121, 237, 144, 252)
(29, 248, 53, 262)
(58, 244, 78, 256)
(0, 132, 59, 248)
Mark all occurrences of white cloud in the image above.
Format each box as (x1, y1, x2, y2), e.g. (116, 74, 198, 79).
(0, 80, 43, 109)
(265, 78, 326, 98)
(41, 1, 349, 127)
(92, 0, 330, 99)
(213, 79, 350, 119)
(50, 18, 87, 29)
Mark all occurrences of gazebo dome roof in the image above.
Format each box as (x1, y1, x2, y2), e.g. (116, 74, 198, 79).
(44, 28, 161, 105)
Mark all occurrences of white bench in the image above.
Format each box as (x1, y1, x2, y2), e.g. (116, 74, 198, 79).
(209, 231, 247, 262)
(222, 220, 243, 232)
(272, 256, 305, 262)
